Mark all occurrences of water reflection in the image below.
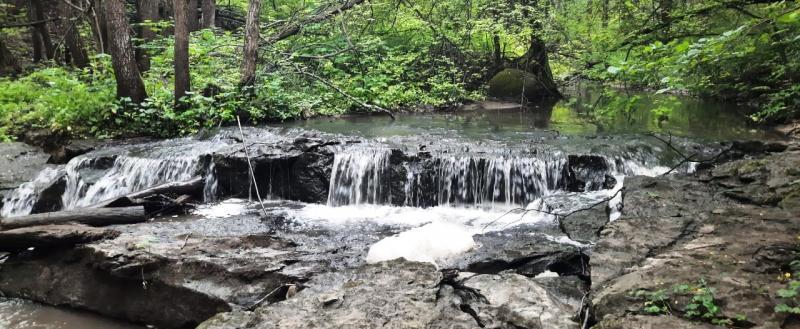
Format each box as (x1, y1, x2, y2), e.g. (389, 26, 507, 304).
(0, 298, 145, 329)
(279, 84, 777, 141)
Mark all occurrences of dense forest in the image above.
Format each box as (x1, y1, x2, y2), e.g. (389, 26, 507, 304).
(0, 0, 797, 141)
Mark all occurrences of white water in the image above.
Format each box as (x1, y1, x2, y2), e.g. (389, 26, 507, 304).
(366, 222, 476, 265)
(328, 148, 392, 206)
(0, 167, 63, 218)
(61, 156, 200, 209)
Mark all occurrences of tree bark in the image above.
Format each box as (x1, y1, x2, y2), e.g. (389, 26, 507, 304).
(0, 38, 22, 76)
(201, 0, 215, 28)
(0, 206, 147, 230)
(240, 0, 261, 87)
(27, 0, 54, 62)
(59, 0, 90, 68)
(104, 0, 148, 103)
(174, 0, 191, 104)
(136, 0, 160, 71)
(187, 0, 200, 31)
(91, 0, 109, 53)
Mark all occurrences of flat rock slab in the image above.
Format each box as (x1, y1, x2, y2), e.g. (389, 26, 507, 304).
(0, 224, 119, 252)
(0, 142, 50, 204)
(200, 260, 584, 329)
(591, 150, 800, 328)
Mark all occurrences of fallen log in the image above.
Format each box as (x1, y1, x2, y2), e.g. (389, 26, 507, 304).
(91, 176, 205, 208)
(0, 224, 120, 252)
(0, 206, 146, 230)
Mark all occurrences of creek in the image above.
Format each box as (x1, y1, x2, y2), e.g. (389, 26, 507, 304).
(0, 87, 779, 328)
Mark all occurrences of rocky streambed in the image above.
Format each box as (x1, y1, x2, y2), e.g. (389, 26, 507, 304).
(0, 117, 798, 328)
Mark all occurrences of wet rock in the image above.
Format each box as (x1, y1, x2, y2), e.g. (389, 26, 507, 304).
(48, 139, 103, 164)
(0, 224, 119, 252)
(566, 155, 615, 192)
(29, 170, 67, 214)
(287, 151, 334, 203)
(0, 142, 50, 201)
(201, 260, 446, 329)
(731, 140, 788, 154)
(591, 167, 800, 328)
(442, 273, 584, 329)
(201, 260, 584, 329)
(455, 228, 589, 278)
(711, 150, 800, 211)
(558, 201, 609, 243)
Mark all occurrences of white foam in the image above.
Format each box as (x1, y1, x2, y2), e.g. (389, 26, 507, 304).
(193, 198, 249, 218)
(366, 222, 476, 265)
(281, 203, 551, 232)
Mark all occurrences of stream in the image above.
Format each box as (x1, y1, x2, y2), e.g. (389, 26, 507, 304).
(0, 87, 780, 328)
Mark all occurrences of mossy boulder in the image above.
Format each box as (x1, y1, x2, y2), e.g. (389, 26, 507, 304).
(487, 68, 553, 100)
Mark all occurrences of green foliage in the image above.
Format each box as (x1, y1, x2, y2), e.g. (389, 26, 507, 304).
(776, 260, 800, 314)
(0, 57, 117, 140)
(631, 278, 742, 326)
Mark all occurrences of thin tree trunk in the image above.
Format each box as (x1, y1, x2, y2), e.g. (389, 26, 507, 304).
(91, 0, 109, 53)
(103, 0, 148, 103)
(201, 0, 215, 28)
(29, 0, 54, 60)
(187, 0, 199, 31)
(174, 0, 191, 105)
(136, 0, 160, 71)
(492, 34, 502, 68)
(240, 0, 261, 87)
(602, 0, 609, 27)
(59, 0, 90, 68)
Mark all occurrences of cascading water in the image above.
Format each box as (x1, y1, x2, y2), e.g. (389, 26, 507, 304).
(61, 155, 201, 209)
(427, 154, 565, 207)
(328, 148, 392, 206)
(0, 167, 63, 218)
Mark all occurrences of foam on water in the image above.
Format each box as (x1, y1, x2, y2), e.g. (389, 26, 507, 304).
(366, 222, 476, 265)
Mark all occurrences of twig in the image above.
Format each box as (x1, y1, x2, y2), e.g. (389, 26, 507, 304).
(644, 133, 734, 176)
(236, 116, 268, 217)
(181, 233, 191, 249)
(246, 284, 290, 311)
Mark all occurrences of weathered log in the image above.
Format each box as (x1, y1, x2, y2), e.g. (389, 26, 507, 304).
(0, 224, 120, 252)
(0, 206, 146, 230)
(92, 176, 204, 208)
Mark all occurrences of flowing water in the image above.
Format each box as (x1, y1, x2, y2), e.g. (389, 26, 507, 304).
(0, 87, 780, 327)
(0, 298, 144, 329)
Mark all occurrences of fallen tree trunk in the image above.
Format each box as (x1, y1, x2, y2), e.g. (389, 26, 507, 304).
(92, 176, 205, 208)
(0, 224, 120, 252)
(0, 206, 146, 230)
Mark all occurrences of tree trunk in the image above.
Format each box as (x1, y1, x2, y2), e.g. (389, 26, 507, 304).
(0, 39, 22, 76)
(136, 0, 160, 71)
(187, 0, 200, 31)
(201, 0, 215, 28)
(492, 34, 502, 68)
(519, 35, 561, 99)
(30, 0, 54, 60)
(174, 0, 191, 104)
(0, 206, 147, 230)
(91, 0, 109, 53)
(240, 0, 261, 87)
(104, 0, 148, 103)
(59, 0, 90, 68)
(602, 0, 609, 28)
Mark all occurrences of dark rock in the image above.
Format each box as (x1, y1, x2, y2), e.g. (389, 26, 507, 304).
(287, 151, 333, 203)
(0, 224, 119, 252)
(732, 140, 788, 154)
(48, 139, 102, 164)
(0, 142, 50, 197)
(29, 170, 67, 214)
(566, 155, 613, 192)
(559, 201, 609, 243)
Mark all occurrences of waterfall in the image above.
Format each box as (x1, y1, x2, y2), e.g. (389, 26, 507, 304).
(62, 155, 200, 209)
(402, 154, 566, 208)
(203, 162, 218, 203)
(328, 148, 392, 206)
(0, 167, 63, 218)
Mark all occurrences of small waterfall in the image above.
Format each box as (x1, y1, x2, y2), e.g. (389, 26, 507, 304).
(405, 154, 566, 208)
(0, 167, 63, 218)
(203, 162, 218, 203)
(328, 148, 392, 206)
(62, 155, 200, 209)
